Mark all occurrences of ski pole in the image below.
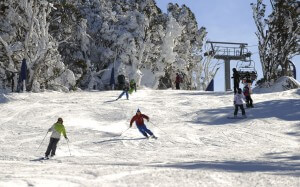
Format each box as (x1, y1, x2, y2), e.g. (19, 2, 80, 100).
(119, 127, 130, 137)
(149, 121, 167, 134)
(149, 121, 176, 144)
(66, 139, 72, 156)
(36, 131, 48, 152)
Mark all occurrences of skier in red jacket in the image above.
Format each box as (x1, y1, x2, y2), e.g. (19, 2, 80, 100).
(175, 73, 182, 90)
(130, 109, 157, 139)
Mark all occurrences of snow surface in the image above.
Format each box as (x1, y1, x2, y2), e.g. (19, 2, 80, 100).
(253, 76, 300, 94)
(0, 89, 299, 187)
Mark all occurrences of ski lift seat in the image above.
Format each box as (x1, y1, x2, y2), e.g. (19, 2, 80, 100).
(238, 66, 257, 81)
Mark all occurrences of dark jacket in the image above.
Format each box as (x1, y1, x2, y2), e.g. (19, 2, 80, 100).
(232, 71, 240, 83)
(123, 84, 129, 91)
(175, 75, 182, 83)
(243, 86, 250, 96)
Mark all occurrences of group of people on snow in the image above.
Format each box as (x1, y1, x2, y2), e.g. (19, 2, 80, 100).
(116, 79, 137, 100)
(232, 68, 254, 118)
(43, 70, 255, 158)
(45, 108, 156, 159)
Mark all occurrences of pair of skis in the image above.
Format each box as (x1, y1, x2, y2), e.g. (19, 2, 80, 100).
(31, 156, 54, 162)
(227, 116, 247, 119)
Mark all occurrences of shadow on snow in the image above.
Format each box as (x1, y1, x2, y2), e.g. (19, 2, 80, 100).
(285, 123, 300, 138)
(265, 151, 300, 162)
(0, 93, 9, 104)
(176, 91, 233, 97)
(152, 159, 300, 177)
(93, 137, 146, 144)
(188, 99, 300, 125)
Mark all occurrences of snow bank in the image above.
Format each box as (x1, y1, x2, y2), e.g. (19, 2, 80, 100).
(253, 76, 300, 93)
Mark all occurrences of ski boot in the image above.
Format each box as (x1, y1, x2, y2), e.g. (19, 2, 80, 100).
(150, 135, 157, 139)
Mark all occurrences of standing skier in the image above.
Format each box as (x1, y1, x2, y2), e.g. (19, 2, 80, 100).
(45, 118, 68, 158)
(233, 88, 246, 118)
(232, 68, 240, 94)
(243, 84, 253, 108)
(175, 73, 182, 90)
(130, 109, 157, 139)
(128, 79, 137, 94)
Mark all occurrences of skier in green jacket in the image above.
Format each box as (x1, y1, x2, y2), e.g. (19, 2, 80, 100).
(45, 118, 68, 158)
(129, 79, 137, 94)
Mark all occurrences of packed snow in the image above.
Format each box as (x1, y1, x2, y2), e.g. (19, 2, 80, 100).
(0, 89, 299, 187)
(253, 76, 300, 93)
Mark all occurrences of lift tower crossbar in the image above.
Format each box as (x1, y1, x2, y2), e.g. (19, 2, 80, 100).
(205, 41, 251, 91)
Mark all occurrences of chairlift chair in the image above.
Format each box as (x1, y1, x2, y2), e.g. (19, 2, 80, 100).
(237, 60, 257, 83)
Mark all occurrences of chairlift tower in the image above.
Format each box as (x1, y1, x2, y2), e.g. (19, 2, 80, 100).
(204, 41, 252, 91)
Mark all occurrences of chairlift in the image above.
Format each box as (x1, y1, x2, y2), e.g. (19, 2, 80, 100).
(236, 60, 257, 83)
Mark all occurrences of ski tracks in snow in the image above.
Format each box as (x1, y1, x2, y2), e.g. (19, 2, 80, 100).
(0, 89, 299, 186)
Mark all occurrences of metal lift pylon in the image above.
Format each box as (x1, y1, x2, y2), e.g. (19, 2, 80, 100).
(204, 41, 252, 91)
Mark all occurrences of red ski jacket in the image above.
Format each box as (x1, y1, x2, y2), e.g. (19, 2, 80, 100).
(175, 75, 182, 83)
(130, 114, 149, 127)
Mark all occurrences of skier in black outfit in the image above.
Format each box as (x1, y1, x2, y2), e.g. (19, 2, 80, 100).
(116, 82, 130, 100)
(232, 68, 240, 94)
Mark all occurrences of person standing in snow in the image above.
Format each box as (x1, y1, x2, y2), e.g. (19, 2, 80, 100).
(130, 109, 157, 139)
(128, 79, 137, 94)
(243, 84, 253, 108)
(233, 88, 246, 118)
(45, 118, 68, 158)
(175, 73, 182, 90)
(232, 68, 240, 94)
(116, 82, 130, 100)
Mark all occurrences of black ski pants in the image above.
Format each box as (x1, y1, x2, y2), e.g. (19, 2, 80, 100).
(233, 80, 239, 94)
(245, 96, 253, 107)
(176, 83, 180, 90)
(234, 104, 245, 116)
(45, 138, 60, 157)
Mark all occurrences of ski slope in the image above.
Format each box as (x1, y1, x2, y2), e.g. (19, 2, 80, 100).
(0, 89, 299, 187)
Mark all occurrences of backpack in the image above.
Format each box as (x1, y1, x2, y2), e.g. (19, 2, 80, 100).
(243, 86, 249, 96)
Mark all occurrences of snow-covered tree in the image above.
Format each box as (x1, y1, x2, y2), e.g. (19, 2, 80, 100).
(0, 0, 209, 91)
(166, 3, 207, 90)
(0, 0, 75, 92)
(152, 14, 183, 89)
(252, 0, 300, 84)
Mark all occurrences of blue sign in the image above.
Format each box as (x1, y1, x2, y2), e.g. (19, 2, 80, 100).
(19, 58, 27, 82)
(110, 67, 115, 86)
(206, 79, 214, 91)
